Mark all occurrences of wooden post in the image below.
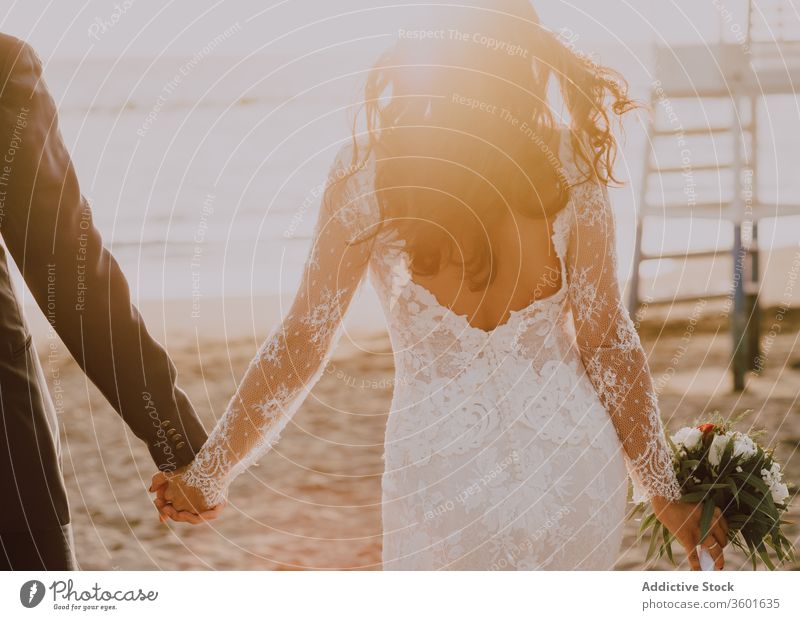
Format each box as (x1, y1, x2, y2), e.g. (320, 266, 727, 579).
(730, 93, 747, 392)
(732, 223, 747, 392)
(628, 107, 654, 318)
(746, 95, 761, 371)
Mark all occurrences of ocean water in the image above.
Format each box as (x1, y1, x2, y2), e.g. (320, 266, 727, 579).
(30, 45, 800, 306)
(43, 50, 373, 302)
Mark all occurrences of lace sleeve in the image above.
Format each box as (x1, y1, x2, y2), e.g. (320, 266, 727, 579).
(181, 144, 376, 505)
(563, 157, 681, 504)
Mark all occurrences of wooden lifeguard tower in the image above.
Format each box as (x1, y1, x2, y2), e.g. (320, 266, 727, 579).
(628, 0, 800, 390)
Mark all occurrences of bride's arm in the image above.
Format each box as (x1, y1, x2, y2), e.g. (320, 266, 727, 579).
(159, 145, 376, 511)
(563, 147, 729, 569)
(565, 177, 681, 504)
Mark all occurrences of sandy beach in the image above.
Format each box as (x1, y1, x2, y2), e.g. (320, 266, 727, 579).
(31, 295, 799, 571)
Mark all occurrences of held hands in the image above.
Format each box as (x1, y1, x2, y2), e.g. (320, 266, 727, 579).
(150, 467, 226, 525)
(651, 496, 729, 570)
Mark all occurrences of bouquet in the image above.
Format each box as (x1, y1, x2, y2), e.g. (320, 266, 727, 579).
(632, 415, 795, 570)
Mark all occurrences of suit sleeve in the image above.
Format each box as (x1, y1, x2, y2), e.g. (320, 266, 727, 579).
(0, 37, 207, 471)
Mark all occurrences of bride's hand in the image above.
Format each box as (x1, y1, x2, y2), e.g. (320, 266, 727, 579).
(650, 496, 729, 570)
(150, 468, 226, 525)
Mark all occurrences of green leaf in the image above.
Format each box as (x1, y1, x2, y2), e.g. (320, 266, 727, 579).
(745, 538, 758, 570)
(646, 522, 661, 562)
(737, 489, 775, 519)
(693, 483, 731, 491)
(735, 472, 770, 494)
(720, 437, 735, 466)
(679, 460, 701, 474)
(639, 512, 657, 533)
(680, 491, 709, 503)
(629, 503, 644, 519)
(699, 499, 716, 543)
(663, 527, 675, 565)
(758, 545, 776, 570)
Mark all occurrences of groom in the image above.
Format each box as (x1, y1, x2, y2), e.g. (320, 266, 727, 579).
(0, 34, 208, 569)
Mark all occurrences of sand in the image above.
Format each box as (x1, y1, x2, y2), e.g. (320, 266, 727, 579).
(33, 300, 800, 571)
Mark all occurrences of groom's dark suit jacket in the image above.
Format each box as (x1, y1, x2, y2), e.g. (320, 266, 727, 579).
(0, 34, 207, 539)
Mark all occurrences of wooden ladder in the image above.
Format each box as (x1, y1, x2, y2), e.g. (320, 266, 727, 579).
(627, 80, 759, 391)
(629, 1, 800, 390)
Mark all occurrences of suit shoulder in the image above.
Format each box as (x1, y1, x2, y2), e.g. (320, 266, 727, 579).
(0, 33, 25, 54)
(0, 34, 37, 66)
(0, 34, 41, 90)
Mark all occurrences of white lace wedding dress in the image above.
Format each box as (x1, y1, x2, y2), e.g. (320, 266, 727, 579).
(181, 129, 681, 570)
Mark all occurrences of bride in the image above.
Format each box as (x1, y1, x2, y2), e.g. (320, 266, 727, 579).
(153, 0, 728, 570)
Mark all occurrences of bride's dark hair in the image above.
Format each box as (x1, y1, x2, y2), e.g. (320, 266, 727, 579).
(330, 0, 636, 289)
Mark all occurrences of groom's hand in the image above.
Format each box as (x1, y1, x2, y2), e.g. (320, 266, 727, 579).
(150, 468, 226, 524)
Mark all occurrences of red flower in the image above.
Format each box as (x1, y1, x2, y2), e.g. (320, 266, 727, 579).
(697, 423, 716, 434)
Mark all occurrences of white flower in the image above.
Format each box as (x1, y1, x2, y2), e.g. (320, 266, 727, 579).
(731, 433, 757, 461)
(761, 462, 789, 503)
(761, 463, 784, 486)
(672, 427, 703, 451)
(771, 482, 789, 505)
(708, 433, 733, 467)
(735, 466, 743, 473)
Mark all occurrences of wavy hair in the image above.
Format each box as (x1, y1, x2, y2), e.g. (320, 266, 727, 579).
(328, 0, 637, 289)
